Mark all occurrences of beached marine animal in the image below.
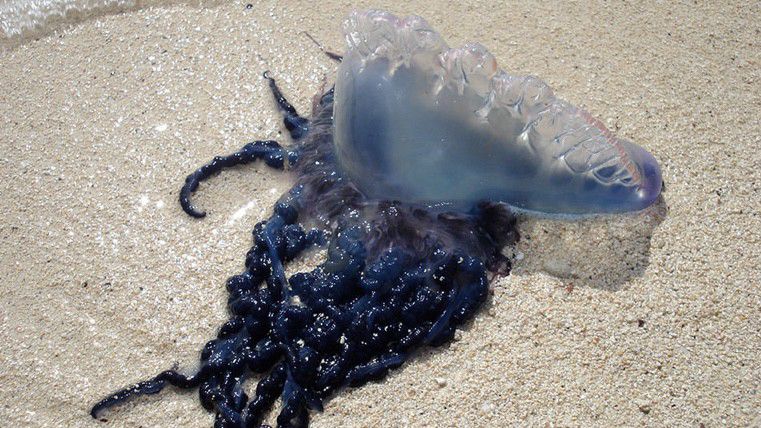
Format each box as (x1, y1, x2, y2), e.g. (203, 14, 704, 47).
(90, 10, 662, 427)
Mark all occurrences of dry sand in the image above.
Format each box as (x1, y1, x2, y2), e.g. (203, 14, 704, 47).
(0, 1, 759, 427)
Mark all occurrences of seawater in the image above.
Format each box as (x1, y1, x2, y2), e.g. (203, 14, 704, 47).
(0, 0, 213, 49)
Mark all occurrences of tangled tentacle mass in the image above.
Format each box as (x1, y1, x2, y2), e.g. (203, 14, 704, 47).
(90, 76, 518, 427)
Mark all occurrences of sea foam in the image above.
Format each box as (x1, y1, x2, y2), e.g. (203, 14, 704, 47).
(0, 0, 210, 49)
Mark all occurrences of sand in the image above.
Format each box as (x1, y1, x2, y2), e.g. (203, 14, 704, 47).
(0, 1, 759, 427)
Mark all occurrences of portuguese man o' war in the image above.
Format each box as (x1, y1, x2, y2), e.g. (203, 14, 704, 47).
(335, 11, 662, 215)
(90, 10, 662, 428)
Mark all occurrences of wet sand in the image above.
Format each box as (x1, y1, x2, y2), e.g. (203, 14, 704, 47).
(0, 1, 759, 426)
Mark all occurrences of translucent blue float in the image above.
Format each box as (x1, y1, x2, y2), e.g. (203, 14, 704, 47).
(334, 10, 661, 215)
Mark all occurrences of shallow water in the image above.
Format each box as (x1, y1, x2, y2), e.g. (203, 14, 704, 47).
(0, 0, 214, 48)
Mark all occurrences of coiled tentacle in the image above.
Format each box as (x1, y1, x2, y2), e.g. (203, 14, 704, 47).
(91, 191, 496, 427)
(179, 140, 296, 218)
(179, 73, 306, 219)
(91, 74, 515, 428)
(89, 368, 210, 418)
(263, 71, 310, 141)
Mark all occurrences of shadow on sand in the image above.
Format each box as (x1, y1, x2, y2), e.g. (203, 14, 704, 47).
(509, 195, 668, 291)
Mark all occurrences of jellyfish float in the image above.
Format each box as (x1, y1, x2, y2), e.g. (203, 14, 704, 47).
(90, 10, 662, 428)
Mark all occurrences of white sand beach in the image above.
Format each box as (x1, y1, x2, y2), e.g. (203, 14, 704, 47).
(0, 1, 758, 426)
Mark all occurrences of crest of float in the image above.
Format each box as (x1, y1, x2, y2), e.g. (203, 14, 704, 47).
(333, 10, 662, 215)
